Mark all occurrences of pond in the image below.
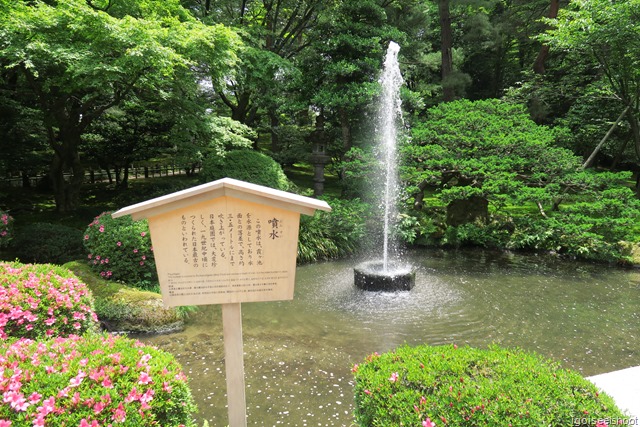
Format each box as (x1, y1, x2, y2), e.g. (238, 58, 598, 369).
(139, 248, 640, 426)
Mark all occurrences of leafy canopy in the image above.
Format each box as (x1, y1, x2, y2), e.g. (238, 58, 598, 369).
(402, 99, 577, 207)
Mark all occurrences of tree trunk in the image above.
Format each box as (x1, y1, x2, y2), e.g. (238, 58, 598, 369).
(629, 110, 640, 161)
(583, 105, 630, 169)
(532, 0, 560, 74)
(49, 130, 84, 212)
(338, 107, 352, 154)
(270, 112, 280, 153)
(438, 0, 455, 102)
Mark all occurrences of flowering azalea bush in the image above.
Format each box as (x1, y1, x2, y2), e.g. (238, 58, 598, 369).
(352, 344, 625, 427)
(0, 210, 14, 249)
(0, 262, 98, 340)
(84, 212, 158, 290)
(0, 333, 197, 426)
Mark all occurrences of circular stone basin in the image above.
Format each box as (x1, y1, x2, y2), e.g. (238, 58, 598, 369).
(354, 260, 416, 291)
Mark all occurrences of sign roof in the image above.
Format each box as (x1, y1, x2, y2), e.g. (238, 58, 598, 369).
(112, 177, 332, 220)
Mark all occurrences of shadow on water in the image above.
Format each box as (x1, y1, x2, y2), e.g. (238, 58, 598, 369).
(139, 248, 640, 426)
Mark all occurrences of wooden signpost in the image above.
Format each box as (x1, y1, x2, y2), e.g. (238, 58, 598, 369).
(112, 178, 331, 427)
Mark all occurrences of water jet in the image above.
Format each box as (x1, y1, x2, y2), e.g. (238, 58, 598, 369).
(354, 41, 415, 291)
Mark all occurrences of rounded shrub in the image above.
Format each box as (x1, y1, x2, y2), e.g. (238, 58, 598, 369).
(83, 212, 158, 291)
(200, 149, 290, 190)
(0, 333, 197, 426)
(353, 344, 624, 427)
(10, 223, 84, 264)
(0, 210, 14, 249)
(0, 262, 99, 340)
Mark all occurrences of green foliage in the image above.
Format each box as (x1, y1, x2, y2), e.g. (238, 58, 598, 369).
(338, 147, 379, 201)
(0, 333, 197, 426)
(508, 187, 640, 262)
(0, 0, 239, 211)
(10, 223, 84, 264)
(200, 149, 290, 190)
(352, 344, 624, 427)
(297, 198, 371, 263)
(403, 99, 579, 208)
(400, 99, 640, 262)
(0, 262, 98, 340)
(83, 213, 158, 291)
(0, 210, 14, 249)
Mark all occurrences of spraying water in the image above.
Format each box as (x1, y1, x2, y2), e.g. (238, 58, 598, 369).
(379, 41, 404, 271)
(353, 41, 414, 291)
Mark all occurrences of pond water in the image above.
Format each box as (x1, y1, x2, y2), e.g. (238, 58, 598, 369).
(139, 249, 640, 426)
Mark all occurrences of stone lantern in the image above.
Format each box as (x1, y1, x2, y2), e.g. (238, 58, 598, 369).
(308, 115, 331, 197)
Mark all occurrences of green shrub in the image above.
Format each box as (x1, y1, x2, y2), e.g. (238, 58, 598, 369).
(200, 149, 290, 190)
(353, 344, 624, 427)
(0, 333, 197, 426)
(0, 210, 14, 249)
(83, 212, 158, 291)
(297, 197, 371, 263)
(0, 262, 98, 340)
(10, 223, 84, 264)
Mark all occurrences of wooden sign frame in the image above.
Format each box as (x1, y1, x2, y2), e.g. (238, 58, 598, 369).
(112, 178, 331, 427)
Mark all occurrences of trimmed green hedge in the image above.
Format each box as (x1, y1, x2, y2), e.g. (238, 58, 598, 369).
(200, 149, 290, 190)
(352, 344, 624, 426)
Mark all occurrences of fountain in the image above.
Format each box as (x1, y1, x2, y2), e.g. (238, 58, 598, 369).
(354, 41, 416, 291)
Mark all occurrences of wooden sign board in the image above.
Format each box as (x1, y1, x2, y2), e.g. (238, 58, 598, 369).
(112, 178, 331, 427)
(112, 178, 331, 307)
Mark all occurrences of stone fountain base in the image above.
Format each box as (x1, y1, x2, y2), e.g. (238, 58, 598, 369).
(354, 260, 415, 292)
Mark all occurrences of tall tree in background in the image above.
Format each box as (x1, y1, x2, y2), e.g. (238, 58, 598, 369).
(543, 0, 640, 185)
(193, 0, 325, 151)
(532, 0, 560, 74)
(438, 0, 456, 101)
(300, 0, 402, 154)
(0, 0, 238, 211)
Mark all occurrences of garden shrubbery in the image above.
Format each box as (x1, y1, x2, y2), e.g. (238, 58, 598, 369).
(297, 197, 371, 263)
(0, 210, 13, 249)
(10, 223, 85, 264)
(0, 333, 196, 426)
(353, 344, 624, 427)
(200, 149, 291, 190)
(83, 212, 158, 291)
(0, 262, 98, 340)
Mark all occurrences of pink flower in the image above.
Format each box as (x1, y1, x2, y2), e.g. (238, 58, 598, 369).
(99, 226, 105, 233)
(93, 401, 106, 414)
(79, 419, 99, 427)
(28, 392, 42, 404)
(389, 372, 399, 382)
(162, 382, 172, 393)
(595, 422, 608, 427)
(423, 418, 436, 427)
(138, 372, 152, 385)
(0, 420, 11, 427)
(41, 397, 55, 414)
(116, 241, 122, 246)
(84, 235, 89, 240)
(140, 232, 146, 237)
(113, 403, 126, 422)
